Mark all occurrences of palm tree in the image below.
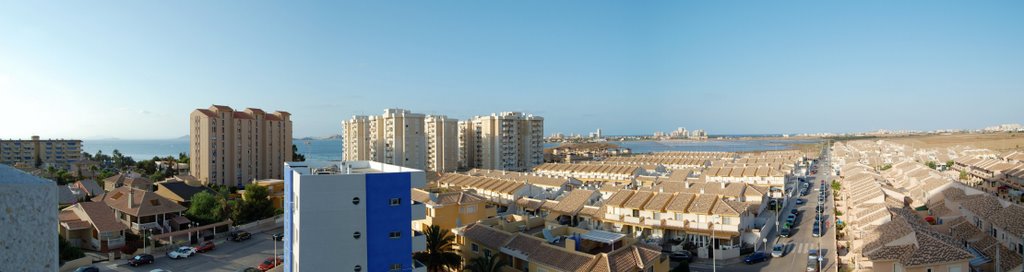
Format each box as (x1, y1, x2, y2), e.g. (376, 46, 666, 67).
(466, 254, 504, 272)
(413, 225, 462, 272)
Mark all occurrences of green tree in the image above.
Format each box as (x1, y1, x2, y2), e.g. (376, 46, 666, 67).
(178, 152, 189, 164)
(466, 254, 504, 272)
(292, 144, 305, 162)
(231, 184, 276, 224)
(413, 225, 462, 272)
(945, 160, 954, 169)
(59, 235, 85, 261)
(960, 170, 969, 181)
(880, 164, 892, 171)
(926, 161, 937, 170)
(186, 191, 225, 224)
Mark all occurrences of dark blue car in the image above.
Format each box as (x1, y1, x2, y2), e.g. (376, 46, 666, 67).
(744, 251, 769, 264)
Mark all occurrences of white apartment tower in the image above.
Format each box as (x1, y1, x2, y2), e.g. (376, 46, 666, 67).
(424, 115, 459, 173)
(459, 112, 543, 171)
(342, 116, 372, 161)
(362, 109, 427, 171)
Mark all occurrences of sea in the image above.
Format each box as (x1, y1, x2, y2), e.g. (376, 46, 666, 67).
(83, 138, 819, 169)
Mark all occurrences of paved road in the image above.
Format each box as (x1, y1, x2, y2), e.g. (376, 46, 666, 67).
(88, 227, 284, 272)
(759, 144, 836, 272)
(691, 144, 838, 272)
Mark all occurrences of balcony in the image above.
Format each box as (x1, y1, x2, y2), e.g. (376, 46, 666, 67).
(665, 219, 686, 229)
(411, 201, 426, 220)
(643, 218, 664, 227)
(604, 214, 622, 221)
(412, 260, 427, 272)
(413, 230, 426, 252)
(623, 216, 642, 225)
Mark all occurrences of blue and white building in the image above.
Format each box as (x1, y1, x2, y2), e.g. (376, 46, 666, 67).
(284, 161, 427, 272)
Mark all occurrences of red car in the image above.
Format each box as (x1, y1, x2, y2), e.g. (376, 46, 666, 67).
(258, 256, 283, 271)
(195, 241, 216, 253)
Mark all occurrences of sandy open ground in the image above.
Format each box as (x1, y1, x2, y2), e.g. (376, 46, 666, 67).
(881, 133, 1024, 153)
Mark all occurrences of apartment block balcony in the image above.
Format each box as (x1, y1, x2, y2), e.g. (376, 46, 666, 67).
(604, 214, 622, 221)
(623, 216, 642, 225)
(413, 260, 427, 272)
(413, 230, 426, 252)
(411, 201, 426, 221)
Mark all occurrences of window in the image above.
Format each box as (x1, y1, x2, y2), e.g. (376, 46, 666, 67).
(484, 249, 491, 257)
(389, 231, 401, 239)
(471, 243, 479, 252)
(390, 198, 401, 206)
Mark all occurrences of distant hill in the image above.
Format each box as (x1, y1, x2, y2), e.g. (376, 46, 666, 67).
(321, 134, 343, 140)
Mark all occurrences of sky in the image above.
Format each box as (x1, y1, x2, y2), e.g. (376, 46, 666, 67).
(1, 1, 1022, 139)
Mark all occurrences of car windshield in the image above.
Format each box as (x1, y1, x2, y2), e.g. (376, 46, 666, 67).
(134, 256, 142, 260)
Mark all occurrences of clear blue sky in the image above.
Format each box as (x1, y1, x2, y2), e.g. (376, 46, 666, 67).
(1, 1, 1022, 139)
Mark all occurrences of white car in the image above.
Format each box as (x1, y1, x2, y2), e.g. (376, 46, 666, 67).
(167, 246, 196, 259)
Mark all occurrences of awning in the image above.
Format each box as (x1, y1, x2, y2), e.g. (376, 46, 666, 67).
(171, 216, 192, 225)
(581, 230, 625, 244)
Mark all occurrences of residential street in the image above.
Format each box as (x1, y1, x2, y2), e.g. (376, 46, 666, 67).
(690, 144, 837, 272)
(84, 227, 284, 272)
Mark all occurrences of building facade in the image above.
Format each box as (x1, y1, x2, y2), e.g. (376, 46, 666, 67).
(0, 135, 82, 169)
(189, 105, 292, 187)
(342, 116, 372, 161)
(459, 112, 544, 171)
(424, 115, 459, 173)
(284, 161, 427, 272)
(0, 164, 58, 270)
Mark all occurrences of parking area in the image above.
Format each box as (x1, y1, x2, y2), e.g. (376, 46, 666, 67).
(82, 227, 284, 272)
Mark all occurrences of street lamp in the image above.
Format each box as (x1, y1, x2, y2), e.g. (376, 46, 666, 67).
(710, 214, 720, 272)
(762, 237, 768, 253)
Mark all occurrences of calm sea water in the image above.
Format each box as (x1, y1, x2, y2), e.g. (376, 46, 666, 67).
(84, 138, 816, 169)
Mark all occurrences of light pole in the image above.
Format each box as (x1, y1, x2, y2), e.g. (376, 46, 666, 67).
(762, 237, 768, 253)
(711, 214, 720, 272)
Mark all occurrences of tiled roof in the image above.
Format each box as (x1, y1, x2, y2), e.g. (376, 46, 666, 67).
(988, 204, 1024, 237)
(622, 191, 653, 209)
(642, 193, 673, 212)
(899, 232, 974, 266)
(552, 189, 596, 215)
(687, 194, 717, 214)
(65, 202, 129, 233)
(959, 194, 1004, 219)
(604, 190, 635, 207)
(579, 205, 605, 218)
(461, 223, 513, 250)
(156, 181, 215, 202)
(93, 186, 186, 217)
(517, 197, 546, 211)
(665, 193, 694, 212)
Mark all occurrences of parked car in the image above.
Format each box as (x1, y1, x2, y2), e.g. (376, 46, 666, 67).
(258, 256, 284, 271)
(128, 254, 155, 267)
(272, 232, 284, 241)
(236, 268, 261, 272)
(743, 251, 769, 264)
(806, 258, 820, 272)
(195, 241, 216, 252)
(230, 231, 252, 242)
(786, 214, 797, 225)
(167, 246, 197, 259)
(780, 227, 792, 238)
(796, 198, 806, 205)
(808, 249, 819, 260)
(771, 244, 786, 257)
(669, 251, 693, 261)
(73, 266, 100, 272)
(813, 224, 823, 237)
(791, 208, 800, 215)
(150, 269, 173, 272)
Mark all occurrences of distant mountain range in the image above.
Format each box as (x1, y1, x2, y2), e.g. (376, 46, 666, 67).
(296, 134, 343, 141)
